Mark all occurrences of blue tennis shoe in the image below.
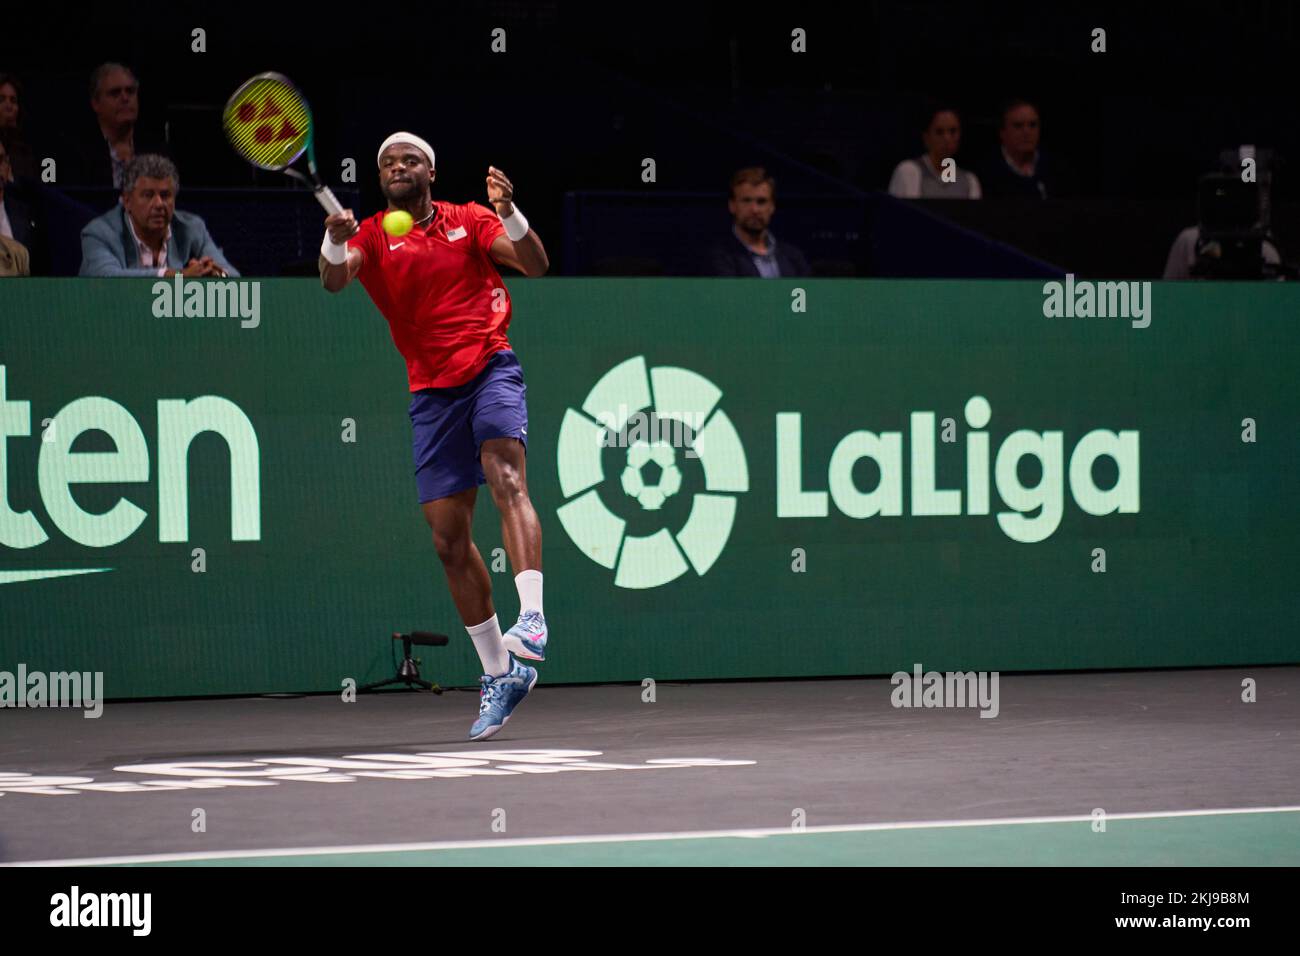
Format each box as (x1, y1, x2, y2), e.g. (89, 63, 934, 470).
(469, 657, 538, 741)
(502, 609, 548, 662)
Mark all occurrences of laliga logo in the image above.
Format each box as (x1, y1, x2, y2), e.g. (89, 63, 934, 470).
(556, 359, 1142, 586)
(556, 357, 748, 589)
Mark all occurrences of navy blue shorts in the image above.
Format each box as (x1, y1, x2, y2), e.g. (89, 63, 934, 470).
(408, 349, 528, 504)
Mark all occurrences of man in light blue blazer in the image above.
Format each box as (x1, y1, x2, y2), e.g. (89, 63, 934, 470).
(79, 153, 238, 277)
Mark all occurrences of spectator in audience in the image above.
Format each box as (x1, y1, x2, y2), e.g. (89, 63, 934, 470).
(710, 167, 810, 277)
(888, 106, 982, 199)
(980, 98, 1069, 199)
(79, 154, 237, 277)
(0, 140, 36, 253)
(1, 138, 47, 274)
(69, 63, 166, 189)
(0, 74, 17, 133)
(0, 73, 38, 182)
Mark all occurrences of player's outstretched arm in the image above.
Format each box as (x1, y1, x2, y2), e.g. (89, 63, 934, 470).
(485, 166, 549, 277)
(320, 210, 363, 292)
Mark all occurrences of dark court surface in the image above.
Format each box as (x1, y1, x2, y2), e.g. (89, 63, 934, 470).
(1, 667, 1297, 864)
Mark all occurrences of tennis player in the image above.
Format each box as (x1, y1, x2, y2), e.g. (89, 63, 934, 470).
(319, 132, 549, 740)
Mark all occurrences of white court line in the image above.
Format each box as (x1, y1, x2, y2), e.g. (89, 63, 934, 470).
(8, 804, 1300, 867)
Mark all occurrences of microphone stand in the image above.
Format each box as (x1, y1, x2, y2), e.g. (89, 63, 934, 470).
(360, 632, 448, 694)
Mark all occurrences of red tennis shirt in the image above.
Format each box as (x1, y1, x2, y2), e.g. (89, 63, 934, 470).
(349, 200, 512, 390)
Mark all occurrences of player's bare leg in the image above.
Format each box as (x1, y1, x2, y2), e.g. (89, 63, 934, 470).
(422, 487, 493, 623)
(422, 488, 509, 677)
(480, 437, 541, 571)
(423, 485, 535, 740)
(481, 437, 548, 661)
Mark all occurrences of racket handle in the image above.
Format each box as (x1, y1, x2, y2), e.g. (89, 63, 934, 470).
(315, 185, 344, 215)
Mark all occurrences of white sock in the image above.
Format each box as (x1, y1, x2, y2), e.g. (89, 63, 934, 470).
(515, 570, 543, 616)
(466, 615, 511, 677)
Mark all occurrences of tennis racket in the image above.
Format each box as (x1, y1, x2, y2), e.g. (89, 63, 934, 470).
(222, 71, 343, 215)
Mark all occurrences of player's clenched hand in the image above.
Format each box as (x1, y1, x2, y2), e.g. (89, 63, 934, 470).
(325, 209, 360, 244)
(486, 167, 514, 215)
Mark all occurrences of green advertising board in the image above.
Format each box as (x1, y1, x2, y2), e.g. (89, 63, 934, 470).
(1, 278, 1296, 697)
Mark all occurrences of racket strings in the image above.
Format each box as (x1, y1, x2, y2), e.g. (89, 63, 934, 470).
(223, 74, 313, 171)
(223, 72, 343, 214)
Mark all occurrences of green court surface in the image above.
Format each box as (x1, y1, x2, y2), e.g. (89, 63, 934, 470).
(109, 809, 1300, 867)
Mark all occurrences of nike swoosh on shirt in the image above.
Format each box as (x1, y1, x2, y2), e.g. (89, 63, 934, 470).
(388, 242, 405, 250)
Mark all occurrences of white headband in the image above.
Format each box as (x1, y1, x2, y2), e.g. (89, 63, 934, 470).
(377, 132, 435, 169)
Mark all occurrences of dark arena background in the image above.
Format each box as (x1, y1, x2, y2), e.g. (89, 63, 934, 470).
(0, 0, 1296, 931)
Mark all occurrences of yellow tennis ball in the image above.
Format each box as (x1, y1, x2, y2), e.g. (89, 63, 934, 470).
(382, 210, 414, 237)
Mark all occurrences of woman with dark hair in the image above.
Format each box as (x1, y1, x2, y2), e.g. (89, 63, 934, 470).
(888, 105, 981, 200)
(0, 73, 38, 181)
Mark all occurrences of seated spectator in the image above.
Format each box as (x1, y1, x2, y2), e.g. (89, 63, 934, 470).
(67, 63, 166, 190)
(0, 73, 38, 182)
(710, 166, 810, 277)
(1, 139, 48, 274)
(888, 106, 981, 199)
(0, 140, 37, 258)
(980, 98, 1070, 199)
(79, 154, 237, 277)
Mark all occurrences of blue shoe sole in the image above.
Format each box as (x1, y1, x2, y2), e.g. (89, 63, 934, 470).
(503, 632, 547, 662)
(469, 668, 538, 741)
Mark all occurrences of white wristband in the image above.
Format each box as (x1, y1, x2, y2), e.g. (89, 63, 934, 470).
(321, 232, 349, 265)
(500, 205, 529, 242)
